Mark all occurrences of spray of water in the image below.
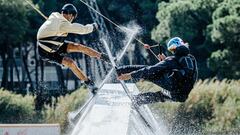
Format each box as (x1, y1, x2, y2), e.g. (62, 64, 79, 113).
(116, 21, 142, 59)
(103, 38, 170, 135)
(68, 20, 169, 135)
(67, 67, 115, 123)
(122, 22, 141, 35)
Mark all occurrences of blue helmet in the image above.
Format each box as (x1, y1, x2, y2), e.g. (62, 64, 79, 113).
(167, 37, 184, 53)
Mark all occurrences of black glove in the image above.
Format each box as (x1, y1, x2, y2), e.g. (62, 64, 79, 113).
(85, 79, 98, 95)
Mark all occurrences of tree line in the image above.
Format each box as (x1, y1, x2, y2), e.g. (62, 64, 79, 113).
(0, 0, 239, 93)
(151, 0, 240, 79)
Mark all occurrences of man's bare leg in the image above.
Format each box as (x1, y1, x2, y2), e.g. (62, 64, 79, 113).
(62, 57, 88, 81)
(66, 43, 111, 63)
(66, 43, 101, 58)
(61, 57, 98, 94)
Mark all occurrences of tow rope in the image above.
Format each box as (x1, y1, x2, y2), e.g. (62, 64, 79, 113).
(78, 0, 160, 61)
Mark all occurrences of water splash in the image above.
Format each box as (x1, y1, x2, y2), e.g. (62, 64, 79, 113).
(118, 21, 142, 37)
(114, 21, 142, 65)
(69, 20, 169, 135)
(70, 83, 168, 135)
(102, 38, 168, 135)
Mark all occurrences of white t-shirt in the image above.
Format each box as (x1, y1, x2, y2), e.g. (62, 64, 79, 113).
(37, 12, 94, 52)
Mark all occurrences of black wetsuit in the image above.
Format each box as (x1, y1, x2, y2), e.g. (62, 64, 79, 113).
(116, 45, 198, 105)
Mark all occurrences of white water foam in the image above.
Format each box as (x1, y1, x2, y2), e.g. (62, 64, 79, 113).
(70, 83, 168, 135)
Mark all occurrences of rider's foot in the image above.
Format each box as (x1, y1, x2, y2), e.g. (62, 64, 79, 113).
(85, 79, 98, 95)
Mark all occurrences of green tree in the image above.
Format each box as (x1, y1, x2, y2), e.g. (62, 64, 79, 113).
(207, 49, 233, 78)
(208, 0, 240, 79)
(0, 0, 29, 89)
(151, 0, 227, 78)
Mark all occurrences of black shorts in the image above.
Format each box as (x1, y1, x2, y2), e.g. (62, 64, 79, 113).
(38, 42, 68, 64)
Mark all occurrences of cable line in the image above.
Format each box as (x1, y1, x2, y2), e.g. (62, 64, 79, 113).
(24, 0, 48, 20)
(78, 0, 160, 61)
